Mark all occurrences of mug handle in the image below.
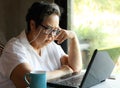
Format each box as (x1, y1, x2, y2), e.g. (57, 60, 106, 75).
(24, 73, 30, 86)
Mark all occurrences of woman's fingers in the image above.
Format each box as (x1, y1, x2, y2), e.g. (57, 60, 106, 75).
(55, 29, 76, 44)
(55, 30, 67, 44)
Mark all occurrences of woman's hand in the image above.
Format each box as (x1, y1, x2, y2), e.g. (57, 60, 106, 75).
(55, 29, 76, 44)
(60, 65, 73, 75)
(46, 65, 73, 81)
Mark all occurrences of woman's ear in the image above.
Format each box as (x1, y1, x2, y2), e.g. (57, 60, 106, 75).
(30, 20, 36, 31)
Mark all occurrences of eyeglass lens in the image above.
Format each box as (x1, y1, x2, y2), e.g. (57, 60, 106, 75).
(40, 24, 60, 36)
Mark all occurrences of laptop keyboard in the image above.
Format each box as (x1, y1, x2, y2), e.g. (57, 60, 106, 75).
(48, 71, 86, 87)
(57, 74, 83, 87)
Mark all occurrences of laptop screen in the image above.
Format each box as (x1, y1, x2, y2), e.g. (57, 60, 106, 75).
(80, 49, 115, 88)
(100, 47, 120, 63)
(100, 47, 120, 74)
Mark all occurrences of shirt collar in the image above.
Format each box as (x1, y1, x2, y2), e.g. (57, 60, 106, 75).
(18, 30, 33, 49)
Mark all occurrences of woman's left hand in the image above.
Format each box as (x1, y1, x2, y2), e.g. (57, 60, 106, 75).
(55, 29, 76, 44)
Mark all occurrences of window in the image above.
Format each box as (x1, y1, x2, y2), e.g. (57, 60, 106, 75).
(72, 0, 120, 74)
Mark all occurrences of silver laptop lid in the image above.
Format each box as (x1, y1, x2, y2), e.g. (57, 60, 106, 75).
(80, 49, 115, 88)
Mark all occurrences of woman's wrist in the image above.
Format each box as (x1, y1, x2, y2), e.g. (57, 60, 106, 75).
(60, 65, 73, 75)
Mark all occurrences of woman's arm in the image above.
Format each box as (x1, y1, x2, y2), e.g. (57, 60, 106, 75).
(56, 30, 83, 72)
(10, 63, 32, 88)
(47, 65, 73, 81)
(10, 63, 73, 87)
(68, 31, 82, 72)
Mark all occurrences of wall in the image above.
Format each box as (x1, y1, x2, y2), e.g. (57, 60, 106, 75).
(0, 0, 53, 44)
(54, 0, 68, 53)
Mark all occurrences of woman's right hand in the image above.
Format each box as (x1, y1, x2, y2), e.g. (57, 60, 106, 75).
(47, 65, 73, 81)
(60, 65, 73, 75)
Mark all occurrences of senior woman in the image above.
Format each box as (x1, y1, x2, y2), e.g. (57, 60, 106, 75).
(0, 1, 82, 88)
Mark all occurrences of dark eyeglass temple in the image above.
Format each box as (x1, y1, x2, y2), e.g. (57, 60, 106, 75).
(40, 24, 48, 29)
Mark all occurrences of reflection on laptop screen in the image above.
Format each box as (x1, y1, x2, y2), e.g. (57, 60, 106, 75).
(100, 47, 120, 63)
(100, 47, 120, 74)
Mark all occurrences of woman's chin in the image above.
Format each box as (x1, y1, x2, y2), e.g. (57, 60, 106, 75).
(45, 40, 52, 44)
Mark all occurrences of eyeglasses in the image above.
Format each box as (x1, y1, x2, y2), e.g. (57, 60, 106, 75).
(40, 24, 60, 36)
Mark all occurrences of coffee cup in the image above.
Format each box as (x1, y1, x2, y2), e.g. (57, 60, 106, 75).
(24, 71, 46, 88)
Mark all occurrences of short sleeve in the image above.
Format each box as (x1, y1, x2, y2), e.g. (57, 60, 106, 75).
(54, 43, 66, 56)
(45, 42, 66, 69)
(0, 39, 28, 78)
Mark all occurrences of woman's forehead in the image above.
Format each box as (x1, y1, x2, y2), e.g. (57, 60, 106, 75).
(42, 14, 59, 27)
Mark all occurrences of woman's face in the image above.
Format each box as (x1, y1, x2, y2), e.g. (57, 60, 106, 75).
(32, 14, 60, 46)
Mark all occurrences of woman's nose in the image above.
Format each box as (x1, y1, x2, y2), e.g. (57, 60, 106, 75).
(48, 33, 54, 39)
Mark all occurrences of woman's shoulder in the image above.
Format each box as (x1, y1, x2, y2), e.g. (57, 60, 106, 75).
(3, 37, 25, 53)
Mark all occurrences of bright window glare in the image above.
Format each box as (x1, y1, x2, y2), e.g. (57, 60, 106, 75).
(73, 0, 120, 48)
(72, 0, 120, 74)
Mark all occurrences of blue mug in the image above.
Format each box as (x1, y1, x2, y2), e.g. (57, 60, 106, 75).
(24, 71, 46, 88)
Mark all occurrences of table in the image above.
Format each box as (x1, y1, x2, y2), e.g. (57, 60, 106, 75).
(91, 74, 120, 88)
(47, 75, 120, 88)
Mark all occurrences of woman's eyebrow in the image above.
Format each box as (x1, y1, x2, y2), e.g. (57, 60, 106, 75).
(47, 23, 60, 28)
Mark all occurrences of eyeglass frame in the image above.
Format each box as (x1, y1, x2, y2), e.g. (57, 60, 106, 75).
(40, 24, 60, 36)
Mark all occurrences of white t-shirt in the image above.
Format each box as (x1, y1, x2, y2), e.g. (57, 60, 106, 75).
(0, 30, 65, 88)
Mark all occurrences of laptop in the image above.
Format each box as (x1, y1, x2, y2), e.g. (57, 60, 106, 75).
(47, 49, 115, 88)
